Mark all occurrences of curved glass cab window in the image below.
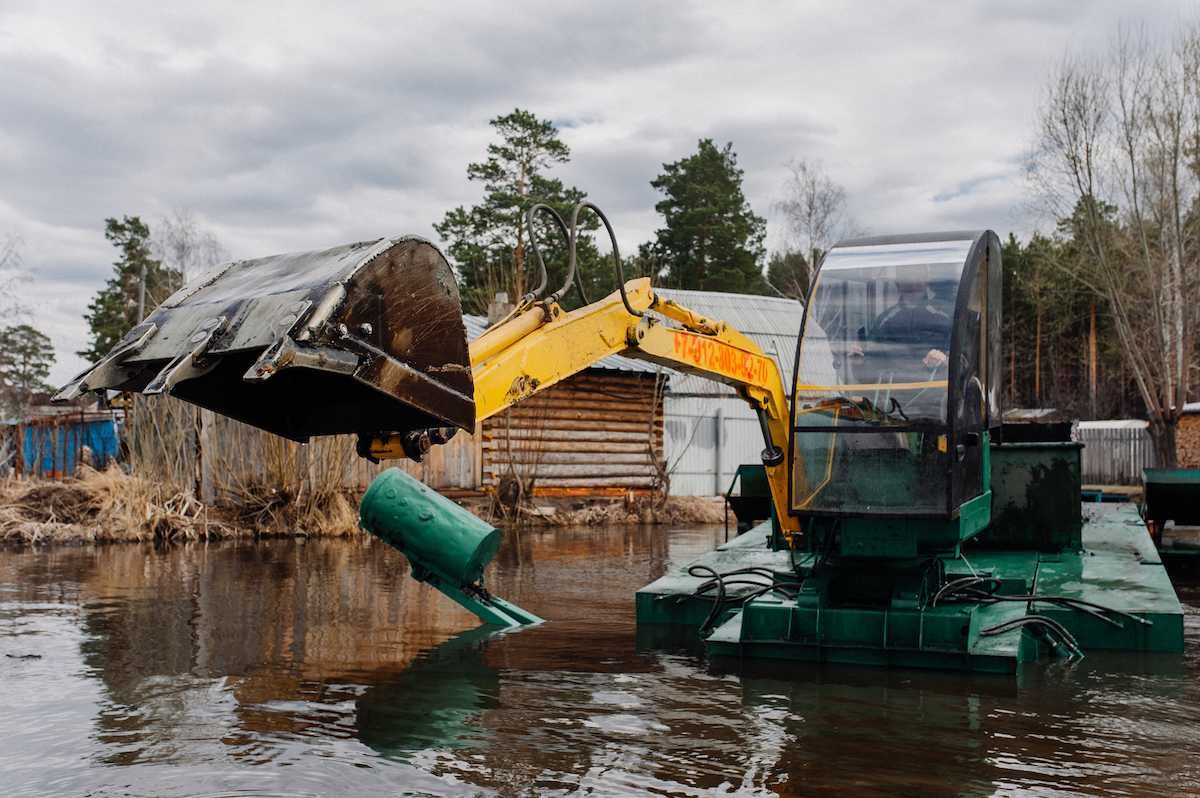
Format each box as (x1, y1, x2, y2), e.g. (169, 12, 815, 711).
(790, 235, 987, 516)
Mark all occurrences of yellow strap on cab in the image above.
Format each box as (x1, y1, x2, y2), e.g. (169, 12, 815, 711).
(794, 380, 948, 392)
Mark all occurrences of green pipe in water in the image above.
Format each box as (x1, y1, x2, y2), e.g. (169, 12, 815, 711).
(359, 468, 542, 629)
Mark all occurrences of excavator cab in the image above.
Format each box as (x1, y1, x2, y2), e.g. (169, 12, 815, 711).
(790, 231, 1001, 551)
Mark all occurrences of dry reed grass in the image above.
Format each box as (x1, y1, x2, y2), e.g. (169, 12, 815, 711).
(125, 394, 362, 538)
(0, 466, 235, 545)
(0, 465, 363, 546)
(518, 494, 725, 526)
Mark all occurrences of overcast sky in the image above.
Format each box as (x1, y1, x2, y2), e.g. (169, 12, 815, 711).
(0, 0, 1192, 384)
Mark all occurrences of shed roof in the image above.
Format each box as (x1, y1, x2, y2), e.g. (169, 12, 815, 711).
(1077, 419, 1149, 430)
(464, 289, 804, 394)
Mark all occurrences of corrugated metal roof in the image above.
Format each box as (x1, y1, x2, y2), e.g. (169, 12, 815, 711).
(652, 289, 802, 396)
(1003, 408, 1064, 421)
(1078, 419, 1149, 430)
(464, 288, 804, 388)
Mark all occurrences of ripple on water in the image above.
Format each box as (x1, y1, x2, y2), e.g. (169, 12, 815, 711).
(0, 533, 1197, 797)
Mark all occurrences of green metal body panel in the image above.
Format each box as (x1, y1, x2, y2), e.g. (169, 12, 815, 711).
(835, 490, 993, 559)
(1143, 468, 1200, 528)
(804, 432, 995, 561)
(362, 468, 501, 586)
(638, 504, 1183, 672)
(360, 468, 541, 628)
(636, 439, 1184, 673)
(725, 464, 773, 535)
(983, 442, 1082, 550)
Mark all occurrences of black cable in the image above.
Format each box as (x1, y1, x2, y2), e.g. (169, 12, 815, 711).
(684, 564, 804, 635)
(524, 203, 570, 303)
(933, 573, 1150, 661)
(934, 579, 1151, 629)
(980, 614, 1084, 660)
(568, 201, 636, 316)
(789, 543, 804, 577)
(930, 575, 1002, 606)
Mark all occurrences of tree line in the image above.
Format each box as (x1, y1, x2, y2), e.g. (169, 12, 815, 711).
(437, 109, 850, 312)
(1025, 24, 1200, 464)
(50, 20, 1199, 467)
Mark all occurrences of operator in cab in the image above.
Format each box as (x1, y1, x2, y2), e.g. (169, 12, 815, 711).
(849, 276, 951, 388)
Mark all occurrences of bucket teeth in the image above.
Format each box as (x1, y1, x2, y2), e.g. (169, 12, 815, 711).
(242, 336, 359, 382)
(52, 322, 158, 402)
(143, 317, 227, 395)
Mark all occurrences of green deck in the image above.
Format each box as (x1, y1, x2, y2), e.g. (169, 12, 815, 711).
(636, 503, 1183, 673)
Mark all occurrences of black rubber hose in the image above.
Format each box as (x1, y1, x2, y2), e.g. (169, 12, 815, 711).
(568, 201, 638, 316)
(686, 564, 804, 635)
(938, 584, 1150, 629)
(980, 614, 1084, 660)
(524, 203, 570, 302)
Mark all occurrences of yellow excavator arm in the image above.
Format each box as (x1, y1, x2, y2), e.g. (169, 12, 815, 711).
(55, 198, 799, 539)
(363, 276, 800, 537)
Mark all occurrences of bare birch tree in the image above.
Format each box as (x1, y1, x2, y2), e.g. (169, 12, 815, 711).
(152, 209, 228, 288)
(0, 235, 27, 323)
(1030, 26, 1200, 465)
(771, 159, 858, 299)
(131, 212, 229, 497)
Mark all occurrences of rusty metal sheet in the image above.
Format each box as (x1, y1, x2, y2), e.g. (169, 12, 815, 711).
(55, 237, 475, 442)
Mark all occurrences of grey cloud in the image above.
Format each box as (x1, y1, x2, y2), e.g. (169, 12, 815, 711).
(932, 173, 1011, 204)
(1, 0, 1193, 384)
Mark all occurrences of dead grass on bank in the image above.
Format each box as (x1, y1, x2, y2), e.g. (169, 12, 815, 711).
(2, 467, 723, 548)
(514, 494, 727, 527)
(0, 467, 234, 545)
(0, 467, 362, 546)
(218, 480, 360, 537)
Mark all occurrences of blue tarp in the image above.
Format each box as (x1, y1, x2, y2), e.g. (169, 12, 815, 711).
(21, 417, 120, 477)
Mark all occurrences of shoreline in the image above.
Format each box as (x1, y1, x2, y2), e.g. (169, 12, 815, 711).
(1, 469, 726, 548)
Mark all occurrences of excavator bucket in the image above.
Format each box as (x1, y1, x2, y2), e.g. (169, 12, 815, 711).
(55, 236, 475, 441)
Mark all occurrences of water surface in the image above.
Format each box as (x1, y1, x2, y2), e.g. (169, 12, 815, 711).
(1, 525, 1198, 797)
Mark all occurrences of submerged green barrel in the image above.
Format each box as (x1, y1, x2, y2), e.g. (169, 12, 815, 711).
(360, 468, 501, 587)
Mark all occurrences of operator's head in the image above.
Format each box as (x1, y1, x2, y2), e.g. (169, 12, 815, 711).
(895, 278, 927, 307)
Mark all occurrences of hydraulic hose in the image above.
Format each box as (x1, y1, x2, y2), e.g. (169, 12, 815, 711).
(524, 203, 570, 303)
(683, 564, 804, 635)
(568, 201, 637, 316)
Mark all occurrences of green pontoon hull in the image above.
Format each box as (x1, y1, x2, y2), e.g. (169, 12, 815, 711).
(637, 504, 1182, 673)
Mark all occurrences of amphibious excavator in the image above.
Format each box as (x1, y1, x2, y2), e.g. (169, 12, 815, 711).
(57, 203, 1183, 673)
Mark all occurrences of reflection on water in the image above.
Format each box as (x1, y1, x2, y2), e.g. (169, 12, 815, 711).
(1, 526, 1199, 797)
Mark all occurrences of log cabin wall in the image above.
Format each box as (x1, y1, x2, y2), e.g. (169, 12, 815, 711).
(481, 370, 665, 497)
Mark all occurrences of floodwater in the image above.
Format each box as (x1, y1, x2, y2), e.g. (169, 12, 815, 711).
(1, 525, 1198, 798)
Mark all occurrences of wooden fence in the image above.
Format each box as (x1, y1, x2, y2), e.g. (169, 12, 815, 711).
(124, 370, 664, 505)
(1077, 424, 1157, 485)
(126, 395, 478, 504)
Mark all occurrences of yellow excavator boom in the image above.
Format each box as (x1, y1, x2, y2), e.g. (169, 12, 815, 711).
(364, 276, 800, 537)
(54, 201, 801, 539)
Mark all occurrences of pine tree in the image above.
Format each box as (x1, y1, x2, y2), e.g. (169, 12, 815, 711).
(79, 216, 181, 361)
(766, 250, 811, 300)
(435, 109, 610, 314)
(641, 139, 767, 293)
(0, 323, 54, 417)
